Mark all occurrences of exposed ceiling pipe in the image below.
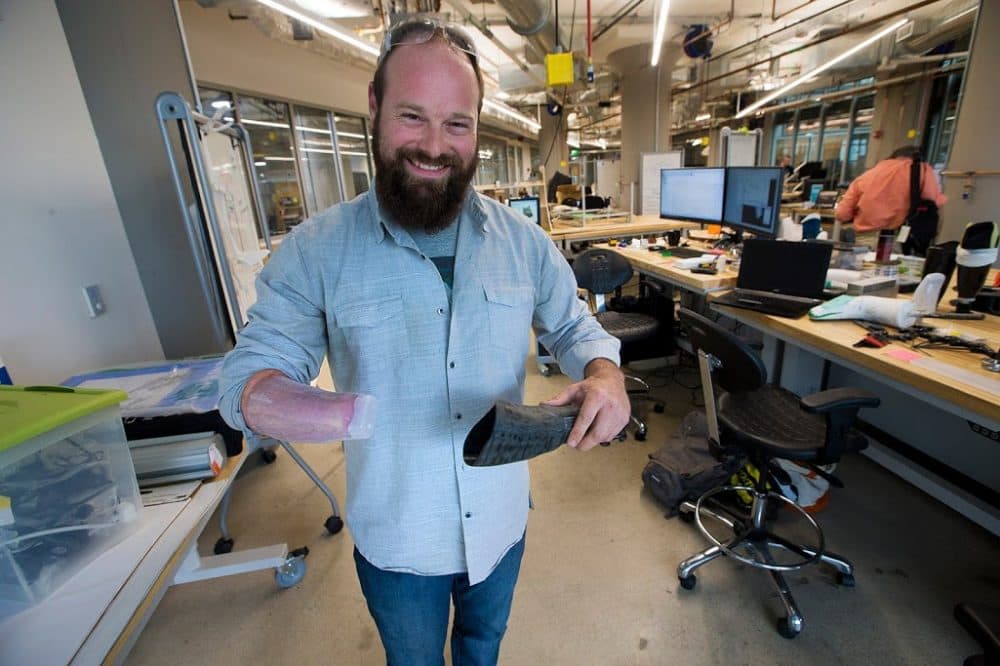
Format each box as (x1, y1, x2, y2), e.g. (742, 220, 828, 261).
(446, 1, 563, 107)
(507, 1, 550, 36)
(708, 0, 854, 63)
(675, 60, 965, 133)
(671, 0, 942, 97)
(490, 0, 562, 60)
(592, 0, 644, 42)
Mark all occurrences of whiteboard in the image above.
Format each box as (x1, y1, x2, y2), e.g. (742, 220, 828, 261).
(722, 129, 759, 166)
(640, 151, 683, 216)
(200, 130, 268, 328)
(594, 159, 621, 203)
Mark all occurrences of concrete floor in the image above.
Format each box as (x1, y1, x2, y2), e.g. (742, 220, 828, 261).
(126, 356, 997, 665)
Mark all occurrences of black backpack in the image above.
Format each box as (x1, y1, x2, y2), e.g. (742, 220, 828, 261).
(902, 154, 939, 257)
(641, 411, 743, 517)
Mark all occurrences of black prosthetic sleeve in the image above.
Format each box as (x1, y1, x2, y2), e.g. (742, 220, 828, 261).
(463, 401, 580, 467)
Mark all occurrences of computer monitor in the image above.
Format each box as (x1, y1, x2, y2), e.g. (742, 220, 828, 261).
(659, 167, 726, 224)
(721, 166, 783, 239)
(508, 196, 541, 224)
(806, 179, 825, 203)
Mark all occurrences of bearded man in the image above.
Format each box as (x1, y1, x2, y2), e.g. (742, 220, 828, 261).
(219, 17, 628, 665)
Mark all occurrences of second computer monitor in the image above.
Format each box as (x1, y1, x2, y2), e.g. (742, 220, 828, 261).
(659, 167, 726, 223)
(722, 167, 783, 239)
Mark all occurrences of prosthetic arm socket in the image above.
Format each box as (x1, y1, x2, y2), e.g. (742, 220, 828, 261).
(243, 373, 376, 442)
(464, 401, 580, 467)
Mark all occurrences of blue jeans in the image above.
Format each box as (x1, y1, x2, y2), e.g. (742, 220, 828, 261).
(353, 536, 525, 666)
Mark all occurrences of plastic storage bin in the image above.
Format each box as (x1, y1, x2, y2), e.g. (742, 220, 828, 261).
(0, 386, 141, 606)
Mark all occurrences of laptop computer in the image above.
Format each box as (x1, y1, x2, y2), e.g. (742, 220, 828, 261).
(714, 239, 833, 318)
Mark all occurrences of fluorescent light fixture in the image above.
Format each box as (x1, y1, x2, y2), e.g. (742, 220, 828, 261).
(650, 0, 671, 66)
(226, 116, 335, 135)
(265, 156, 296, 162)
(335, 130, 367, 139)
(695, 112, 711, 122)
(942, 5, 977, 24)
(302, 138, 333, 146)
(211, 99, 232, 109)
(225, 117, 287, 129)
(292, 0, 369, 18)
(339, 150, 369, 156)
(254, 161, 267, 166)
(483, 99, 541, 132)
(256, 0, 380, 57)
(736, 17, 908, 118)
(302, 147, 335, 154)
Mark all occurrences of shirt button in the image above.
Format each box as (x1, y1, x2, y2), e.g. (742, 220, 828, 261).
(449, 361, 455, 369)
(437, 307, 445, 315)
(455, 413, 462, 420)
(465, 512, 472, 518)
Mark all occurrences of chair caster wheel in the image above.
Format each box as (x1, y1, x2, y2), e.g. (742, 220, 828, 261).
(654, 402, 665, 413)
(325, 515, 344, 535)
(214, 537, 234, 555)
(260, 448, 277, 464)
(537, 363, 553, 377)
(679, 510, 695, 524)
(679, 575, 697, 590)
(777, 617, 800, 639)
(634, 429, 647, 442)
(837, 572, 855, 587)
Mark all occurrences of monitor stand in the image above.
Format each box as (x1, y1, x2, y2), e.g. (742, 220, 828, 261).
(714, 229, 743, 251)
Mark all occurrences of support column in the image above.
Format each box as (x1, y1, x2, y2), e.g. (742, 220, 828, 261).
(608, 43, 679, 215)
(939, 1, 1000, 244)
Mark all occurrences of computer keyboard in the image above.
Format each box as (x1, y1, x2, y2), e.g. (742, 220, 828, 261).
(716, 289, 822, 318)
(664, 246, 711, 258)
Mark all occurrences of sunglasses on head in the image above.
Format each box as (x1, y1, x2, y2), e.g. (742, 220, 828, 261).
(378, 17, 478, 67)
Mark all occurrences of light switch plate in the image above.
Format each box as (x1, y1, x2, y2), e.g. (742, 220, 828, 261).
(83, 284, 106, 318)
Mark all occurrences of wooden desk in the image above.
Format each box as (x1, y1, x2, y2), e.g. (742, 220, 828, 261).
(712, 303, 1000, 534)
(0, 451, 294, 665)
(711, 305, 1000, 427)
(607, 245, 738, 294)
(548, 214, 697, 244)
(780, 203, 838, 221)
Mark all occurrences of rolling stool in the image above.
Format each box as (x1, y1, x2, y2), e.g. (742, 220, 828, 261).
(675, 309, 879, 638)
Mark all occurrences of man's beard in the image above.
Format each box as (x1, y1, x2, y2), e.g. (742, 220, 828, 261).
(372, 123, 478, 234)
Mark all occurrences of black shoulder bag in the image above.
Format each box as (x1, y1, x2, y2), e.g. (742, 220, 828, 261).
(902, 154, 939, 257)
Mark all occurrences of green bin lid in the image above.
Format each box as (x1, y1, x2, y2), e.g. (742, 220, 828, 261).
(0, 385, 128, 453)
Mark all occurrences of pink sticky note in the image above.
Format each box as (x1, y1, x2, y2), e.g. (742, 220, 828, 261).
(883, 347, 922, 362)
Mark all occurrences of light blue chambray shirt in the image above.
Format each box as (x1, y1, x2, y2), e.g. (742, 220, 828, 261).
(218, 188, 620, 584)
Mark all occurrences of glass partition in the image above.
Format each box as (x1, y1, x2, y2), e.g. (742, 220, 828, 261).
(294, 105, 342, 215)
(843, 95, 874, 183)
(334, 115, 372, 199)
(236, 95, 303, 235)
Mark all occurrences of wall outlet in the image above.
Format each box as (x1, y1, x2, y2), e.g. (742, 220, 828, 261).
(83, 284, 106, 318)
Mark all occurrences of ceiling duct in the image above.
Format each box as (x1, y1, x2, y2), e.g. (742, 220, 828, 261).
(491, 0, 562, 63)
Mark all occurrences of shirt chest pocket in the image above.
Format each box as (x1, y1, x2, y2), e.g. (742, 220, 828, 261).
(484, 285, 534, 352)
(335, 296, 411, 365)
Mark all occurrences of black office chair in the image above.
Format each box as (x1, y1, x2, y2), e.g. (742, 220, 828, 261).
(675, 308, 880, 638)
(572, 248, 668, 440)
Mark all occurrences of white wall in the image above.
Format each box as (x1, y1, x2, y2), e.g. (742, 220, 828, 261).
(180, 3, 372, 116)
(0, 1, 163, 384)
